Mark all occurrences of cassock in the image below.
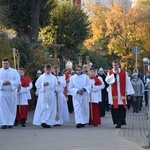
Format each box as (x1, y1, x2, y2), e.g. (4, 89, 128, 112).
(0, 67, 20, 126)
(68, 73, 91, 125)
(105, 68, 134, 125)
(33, 73, 58, 126)
(89, 76, 105, 125)
(55, 75, 69, 125)
(63, 71, 74, 113)
(15, 76, 32, 124)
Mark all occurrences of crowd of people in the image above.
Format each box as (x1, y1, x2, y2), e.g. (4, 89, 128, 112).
(0, 57, 150, 129)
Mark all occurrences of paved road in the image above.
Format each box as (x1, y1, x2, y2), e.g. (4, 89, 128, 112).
(0, 106, 149, 150)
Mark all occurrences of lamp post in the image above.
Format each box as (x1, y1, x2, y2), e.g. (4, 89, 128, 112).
(143, 57, 150, 147)
(132, 46, 141, 68)
(143, 57, 150, 75)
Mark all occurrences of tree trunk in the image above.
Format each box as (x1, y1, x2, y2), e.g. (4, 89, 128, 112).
(30, 0, 41, 43)
(30, 0, 49, 43)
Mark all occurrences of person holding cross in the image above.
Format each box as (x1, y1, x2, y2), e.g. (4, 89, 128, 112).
(33, 64, 58, 128)
(53, 65, 69, 126)
(14, 67, 32, 127)
(88, 67, 105, 126)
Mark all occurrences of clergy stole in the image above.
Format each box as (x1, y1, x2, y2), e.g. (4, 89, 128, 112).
(109, 70, 126, 109)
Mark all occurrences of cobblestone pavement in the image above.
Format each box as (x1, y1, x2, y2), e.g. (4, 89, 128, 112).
(119, 105, 149, 148)
(0, 105, 149, 150)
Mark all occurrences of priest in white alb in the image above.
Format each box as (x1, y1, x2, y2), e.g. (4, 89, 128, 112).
(105, 60, 134, 128)
(0, 58, 20, 129)
(68, 65, 91, 128)
(53, 65, 69, 126)
(33, 64, 58, 128)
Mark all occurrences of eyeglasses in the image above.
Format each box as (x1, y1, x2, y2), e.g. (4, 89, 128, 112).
(2, 63, 9, 65)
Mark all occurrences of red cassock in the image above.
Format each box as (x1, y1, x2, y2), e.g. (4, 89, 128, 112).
(15, 76, 32, 123)
(89, 76, 102, 126)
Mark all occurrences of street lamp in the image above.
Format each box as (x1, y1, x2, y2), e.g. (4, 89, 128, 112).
(142, 57, 150, 148)
(143, 57, 150, 75)
(133, 46, 141, 68)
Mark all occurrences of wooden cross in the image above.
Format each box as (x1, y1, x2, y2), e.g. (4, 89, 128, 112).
(47, 37, 65, 63)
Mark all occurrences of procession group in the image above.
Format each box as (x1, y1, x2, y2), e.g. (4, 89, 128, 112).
(0, 57, 149, 129)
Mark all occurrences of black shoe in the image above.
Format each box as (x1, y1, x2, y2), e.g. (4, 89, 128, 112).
(41, 123, 51, 128)
(81, 124, 85, 127)
(54, 124, 61, 127)
(1, 125, 7, 129)
(93, 125, 98, 126)
(22, 124, 26, 127)
(41, 123, 46, 128)
(115, 122, 122, 128)
(14, 122, 19, 126)
(8, 126, 13, 128)
(76, 123, 82, 128)
(45, 125, 51, 128)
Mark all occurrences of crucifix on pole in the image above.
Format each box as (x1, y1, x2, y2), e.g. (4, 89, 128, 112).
(47, 37, 65, 64)
(13, 48, 20, 70)
(86, 56, 90, 69)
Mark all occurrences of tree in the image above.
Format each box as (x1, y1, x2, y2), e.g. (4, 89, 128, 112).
(134, 0, 150, 61)
(30, 0, 55, 42)
(83, 3, 114, 68)
(40, 2, 91, 60)
(0, 31, 12, 65)
(105, 1, 145, 70)
(0, 0, 55, 42)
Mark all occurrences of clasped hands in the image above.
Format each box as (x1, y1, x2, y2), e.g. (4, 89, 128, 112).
(3, 80, 10, 85)
(44, 82, 49, 86)
(77, 89, 84, 95)
(44, 81, 60, 86)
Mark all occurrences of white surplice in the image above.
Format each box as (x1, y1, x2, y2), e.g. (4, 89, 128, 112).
(33, 73, 58, 126)
(105, 68, 135, 105)
(55, 76, 69, 124)
(89, 76, 105, 103)
(0, 67, 20, 126)
(68, 73, 91, 124)
(17, 82, 33, 105)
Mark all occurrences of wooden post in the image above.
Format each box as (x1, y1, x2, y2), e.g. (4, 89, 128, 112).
(79, 56, 82, 66)
(86, 56, 90, 70)
(54, 37, 58, 64)
(13, 48, 17, 69)
(16, 50, 20, 70)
